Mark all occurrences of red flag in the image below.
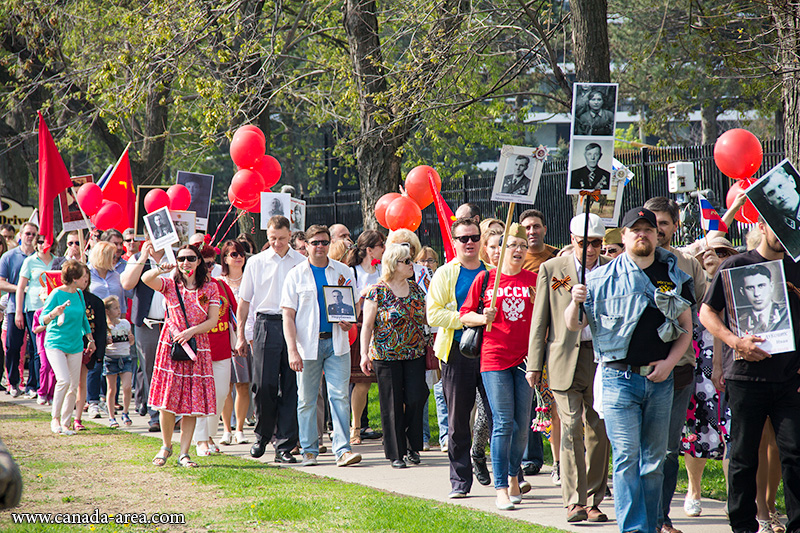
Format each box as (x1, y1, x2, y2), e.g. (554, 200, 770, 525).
(101, 146, 135, 231)
(37, 112, 74, 252)
(428, 171, 456, 262)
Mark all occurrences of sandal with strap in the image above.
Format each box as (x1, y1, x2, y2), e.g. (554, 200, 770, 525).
(350, 426, 362, 445)
(121, 413, 132, 426)
(152, 445, 173, 467)
(73, 420, 86, 431)
(178, 453, 198, 468)
(109, 418, 119, 429)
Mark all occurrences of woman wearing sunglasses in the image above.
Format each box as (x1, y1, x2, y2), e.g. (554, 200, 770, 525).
(142, 244, 220, 468)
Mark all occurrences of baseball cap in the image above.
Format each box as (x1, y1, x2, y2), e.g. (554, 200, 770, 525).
(621, 207, 657, 229)
(569, 213, 605, 238)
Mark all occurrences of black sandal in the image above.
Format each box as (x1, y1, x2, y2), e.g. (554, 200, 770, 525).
(177, 453, 198, 468)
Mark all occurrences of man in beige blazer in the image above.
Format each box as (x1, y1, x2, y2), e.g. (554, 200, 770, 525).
(527, 213, 610, 523)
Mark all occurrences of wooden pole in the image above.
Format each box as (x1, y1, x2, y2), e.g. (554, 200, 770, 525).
(577, 193, 595, 322)
(486, 202, 515, 333)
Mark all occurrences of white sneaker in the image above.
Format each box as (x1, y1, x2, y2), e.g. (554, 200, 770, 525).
(219, 432, 232, 445)
(9, 386, 20, 398)
(25, 390, 37, 399)
(301, 453, 318, 466)
(59, 427, 76, 436)
(684, 498, 702, 517)
(551, 461, 561, 486)
(50, 419, 60, 434)
(88, 404, 101, 419)
(234, 431, 249, 444)
(37, 395, 47, 405)
(758, 518, 774, 533)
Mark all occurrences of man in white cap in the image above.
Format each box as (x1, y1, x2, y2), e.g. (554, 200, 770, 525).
(527, 213, 611, 523)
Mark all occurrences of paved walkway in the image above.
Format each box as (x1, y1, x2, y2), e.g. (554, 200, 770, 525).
(4, 394, 732, 533)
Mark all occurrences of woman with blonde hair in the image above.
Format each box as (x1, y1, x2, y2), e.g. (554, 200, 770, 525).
(386, 229, 431, 292)
(481, 228, 504, 266)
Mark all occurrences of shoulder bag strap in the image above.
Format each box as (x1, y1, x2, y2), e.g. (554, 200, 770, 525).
(174, 282, 191, 328)
(477, 269, 490, 314)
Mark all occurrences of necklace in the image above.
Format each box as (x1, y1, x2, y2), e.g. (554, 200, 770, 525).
(224, 273, 243, 282)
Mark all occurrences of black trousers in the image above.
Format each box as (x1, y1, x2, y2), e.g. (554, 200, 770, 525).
(374, 356, 428, 461)
(252, 314, 298, 452)
(442, 342, 491, 493)
(727, 376, 800, 533)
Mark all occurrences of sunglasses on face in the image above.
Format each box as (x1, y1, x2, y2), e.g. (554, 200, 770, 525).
(454, 234, 481, 243)
(309, 240, 330, 247)
(176, 256, 198, 263)
(124, 238, 135, 243)
(67, 241, 80, 246)
(227, 251, 243, 258)
(36, 240, 45, 245)
(399, 258, 413, 265)
(23, 232, 36, 237)
(576, 239, 603, 249)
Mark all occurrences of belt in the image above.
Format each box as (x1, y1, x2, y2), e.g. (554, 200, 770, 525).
(319, 332, 332, 340)
(579, 341, 593, 349)
(605, 361, 654, 376)
(257, 313, 283, 321)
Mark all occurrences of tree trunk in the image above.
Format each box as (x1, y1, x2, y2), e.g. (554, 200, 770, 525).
(700, 101, 718, 145)
(571, 0, 611, 83)
(770, 2, 800, 165)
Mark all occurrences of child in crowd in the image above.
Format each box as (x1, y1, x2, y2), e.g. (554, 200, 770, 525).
(103, 296, 134, 428)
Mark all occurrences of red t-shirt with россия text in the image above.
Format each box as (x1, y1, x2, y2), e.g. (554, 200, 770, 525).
(460, 268, 538, 372)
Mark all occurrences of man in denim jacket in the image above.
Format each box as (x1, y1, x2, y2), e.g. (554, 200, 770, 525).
(565, 207, 694, 533)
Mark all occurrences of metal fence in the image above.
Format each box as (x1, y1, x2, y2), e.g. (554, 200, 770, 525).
(210, 139, 785, 252)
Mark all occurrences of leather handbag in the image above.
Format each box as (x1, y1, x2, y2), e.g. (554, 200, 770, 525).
(459, 270, 490, 359)
(170, 284, 197, 362)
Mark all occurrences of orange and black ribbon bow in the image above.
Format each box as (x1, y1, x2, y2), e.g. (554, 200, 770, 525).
(551, 275, 572, 291)
(579, 189, 602, 201)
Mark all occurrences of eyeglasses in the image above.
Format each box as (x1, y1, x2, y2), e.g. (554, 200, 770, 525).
(124, 238, 135, 243)
(454, 234, 481, 243)
(506, 243, 529, 250)
(399, 258, 413, 265)
(67, 241, 80, 246)
(715, 249, 735, 258)
(205, 261, 216, 268)
(308, 240, 330, 247)
(576, 239, 603, 249)
(227, 251, 243, 258)
(420, 258, 438, 264)
(176, 256, 198, 263)
(23, 232, 36, 236)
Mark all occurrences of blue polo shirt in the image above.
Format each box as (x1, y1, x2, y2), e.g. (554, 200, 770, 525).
(0, 247, 33, 313)
(310, 263, 332, 333)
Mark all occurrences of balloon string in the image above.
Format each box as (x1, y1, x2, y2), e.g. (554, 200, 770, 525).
(217, 209, 247, 244)
(209, 203, 235, 246)
(249, 214, 255, 233)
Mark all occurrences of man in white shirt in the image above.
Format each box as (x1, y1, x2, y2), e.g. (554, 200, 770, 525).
(281, 225, 362, 467)
(236, 216, 305, 462)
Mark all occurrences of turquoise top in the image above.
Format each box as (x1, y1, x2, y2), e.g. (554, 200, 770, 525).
(43, 288, 92, 354)
(19, 254, 54, 311)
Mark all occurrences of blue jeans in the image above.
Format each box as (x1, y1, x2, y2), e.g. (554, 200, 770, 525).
(296, 339, 351, 459)
(658, 380, 694, 528)
(434, 379, 448, 447)
(87, 356, 104, 404)
(602, 365, 673, 533)
(482, 365, 533, 489)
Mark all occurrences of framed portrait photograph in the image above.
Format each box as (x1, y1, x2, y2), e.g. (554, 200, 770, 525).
(59, 174, 93, 231)
(170, 210, 196, 248)
(721, 260, 795, 355)
(490, 144, 547, 204)
(746, 159, 800, 261)
(290, 197, 306, 232)
(134, 185, 170, 238)
(567, 138, 615, 195)
(176, 170, 214, 231)
(570, 82, 618, 138)
(144, 206, 179, 251)
(573, 158, 632, 227)
(323, 285, 357, 323)
(260, 192, 292, 229)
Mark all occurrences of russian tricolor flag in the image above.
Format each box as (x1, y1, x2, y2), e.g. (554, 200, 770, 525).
(698, 194, 728, 233)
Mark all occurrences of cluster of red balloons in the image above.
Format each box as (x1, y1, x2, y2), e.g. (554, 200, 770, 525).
(228, 125, 282, 212)
(375, 165, 442, 231)
(714, 128, 763, 224)
(143, 184, 192, 215)
(75, 183, 124, 231)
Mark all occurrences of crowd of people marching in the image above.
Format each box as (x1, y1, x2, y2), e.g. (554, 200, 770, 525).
(1, 191, 798, 533)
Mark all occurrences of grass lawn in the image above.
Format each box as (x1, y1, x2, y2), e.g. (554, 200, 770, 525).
(0, 401, 570, 533)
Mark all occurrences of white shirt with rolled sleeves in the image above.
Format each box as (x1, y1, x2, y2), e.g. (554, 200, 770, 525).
(281, 258, 352, 361)
(239, 247, 305, 313)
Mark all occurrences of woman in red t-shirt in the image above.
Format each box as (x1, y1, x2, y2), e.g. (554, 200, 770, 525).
(460, 224, 537, 510)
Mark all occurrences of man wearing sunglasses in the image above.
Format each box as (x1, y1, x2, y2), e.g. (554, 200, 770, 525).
(122, 228, 138, 260)
(0, 222, 37, 397)
(528, 213, 611, 523)
(237, 216, 305, 463)
(281, 224, 362, 468)
(643, 197, 708, 533)
(427, 217, 491, 498)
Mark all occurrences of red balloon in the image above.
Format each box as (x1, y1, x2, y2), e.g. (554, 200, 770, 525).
(253, 155, 282, 188)
(385, 196, 422, 231)
(230, 169, 265, 206)
(94, 200, 123, 231)
(348, 324, 358, 345)
(144, 188, 169, 214)
(726, 178, 758, 224)
(76, 183, 103, 216)
(230, 130, 266, 169)
(375, 193, 402, 228)
(714, 129, 763, 180)
(405, 165, 441, 209)
(235, 125, 265, 145)
(227, 184, 259, 211)
(167, 184, 192, 211)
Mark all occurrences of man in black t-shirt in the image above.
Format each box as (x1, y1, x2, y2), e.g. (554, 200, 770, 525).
(699, 219, 800, 533)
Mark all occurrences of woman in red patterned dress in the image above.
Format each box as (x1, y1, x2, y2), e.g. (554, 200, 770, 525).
(143, 244, 220, 468)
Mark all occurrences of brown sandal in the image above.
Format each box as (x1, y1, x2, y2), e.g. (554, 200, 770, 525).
(350, 427, 362, 445)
